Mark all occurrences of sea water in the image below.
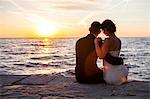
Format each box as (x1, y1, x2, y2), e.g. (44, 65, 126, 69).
(0, 37, 149, 81)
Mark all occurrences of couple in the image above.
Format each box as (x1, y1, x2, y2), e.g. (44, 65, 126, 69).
(75, 19, 128, 85)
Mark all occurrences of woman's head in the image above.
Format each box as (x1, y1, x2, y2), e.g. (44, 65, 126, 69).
(102, 19, 116, 36)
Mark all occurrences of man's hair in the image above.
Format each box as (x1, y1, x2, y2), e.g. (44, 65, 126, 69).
(89, 21, 101, 33)
(102, 19, 116, 33)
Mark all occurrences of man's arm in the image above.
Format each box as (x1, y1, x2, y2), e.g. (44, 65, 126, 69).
(95, 38, 110, 59)
(104, 53, 124, 65)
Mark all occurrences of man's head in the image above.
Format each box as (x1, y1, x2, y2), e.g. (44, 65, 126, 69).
(89, 21, 101, 36)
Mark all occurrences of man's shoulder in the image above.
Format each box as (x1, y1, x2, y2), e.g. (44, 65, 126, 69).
(76, 36, 86, 44)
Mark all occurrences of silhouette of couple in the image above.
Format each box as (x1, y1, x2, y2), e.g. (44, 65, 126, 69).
(75, 19, 128, 85)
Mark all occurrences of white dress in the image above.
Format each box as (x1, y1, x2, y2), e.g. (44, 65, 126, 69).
(103, 51, 129, 85)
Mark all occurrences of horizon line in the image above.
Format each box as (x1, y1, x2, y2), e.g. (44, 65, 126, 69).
(0, 36, 150, 39)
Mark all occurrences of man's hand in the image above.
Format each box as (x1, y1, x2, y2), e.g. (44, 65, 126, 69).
(94, 37, 102, 45)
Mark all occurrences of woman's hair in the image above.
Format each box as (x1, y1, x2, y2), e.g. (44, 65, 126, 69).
(89, 21, 101, 33)
(102, 19, 116, 33)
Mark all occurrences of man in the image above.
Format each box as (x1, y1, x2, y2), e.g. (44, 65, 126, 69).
(75, 21, 123, 84)
(75, 21, 104, 83)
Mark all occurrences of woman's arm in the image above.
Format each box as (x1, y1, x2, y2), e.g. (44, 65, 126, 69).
(94, 38, 110, 59)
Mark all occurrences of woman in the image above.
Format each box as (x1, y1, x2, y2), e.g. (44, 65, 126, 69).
(94, 19, 128, 85)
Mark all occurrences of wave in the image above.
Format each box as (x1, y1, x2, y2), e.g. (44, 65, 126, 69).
(30, 44, 50, 47)
(30, 56, 50, 60)
(0, 56, 13, 60)
(7, 52, 29, 55)
(30, 55, 63, 60)
(13, 62, 61, 68)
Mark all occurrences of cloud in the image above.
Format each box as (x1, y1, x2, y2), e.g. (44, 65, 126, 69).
(51, 4, 95, 11)
(0, 0, 129, 27)
(1, 0, 99, 12)
(85, 0, 96, 2)
(0, 0, 19, 12)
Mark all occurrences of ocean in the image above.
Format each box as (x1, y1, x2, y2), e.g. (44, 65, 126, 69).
(0, 37, 150, 81)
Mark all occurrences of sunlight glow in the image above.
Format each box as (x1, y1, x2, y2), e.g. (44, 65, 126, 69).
(38, 22, 56, 36)
(26, 15, 56, 37)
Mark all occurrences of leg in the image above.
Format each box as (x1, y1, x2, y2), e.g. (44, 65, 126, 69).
(86, 68, 105, 84)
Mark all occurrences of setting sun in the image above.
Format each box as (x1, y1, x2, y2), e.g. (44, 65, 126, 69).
(38, 23, 56, 37)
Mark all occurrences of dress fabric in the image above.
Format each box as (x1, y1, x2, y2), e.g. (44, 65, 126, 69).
(103, 51, 129, 85)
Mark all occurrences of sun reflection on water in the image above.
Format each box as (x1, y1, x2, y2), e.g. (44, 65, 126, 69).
(41, 38, 51, 53)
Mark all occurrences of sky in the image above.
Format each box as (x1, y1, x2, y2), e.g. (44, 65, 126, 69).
(0, 0, 150, 38)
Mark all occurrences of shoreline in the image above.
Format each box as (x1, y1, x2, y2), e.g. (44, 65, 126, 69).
(0, 70, 150, 99)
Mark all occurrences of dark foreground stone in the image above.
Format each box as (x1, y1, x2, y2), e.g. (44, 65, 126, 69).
(0, 71, 150, 99)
